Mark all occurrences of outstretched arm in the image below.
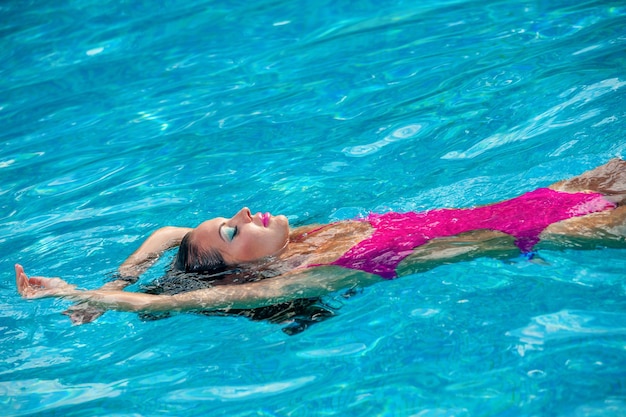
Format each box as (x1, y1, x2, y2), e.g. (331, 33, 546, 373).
(16, 264, 378, 313)
(16, 159, 626, 318)
(62, 226, 192, 324)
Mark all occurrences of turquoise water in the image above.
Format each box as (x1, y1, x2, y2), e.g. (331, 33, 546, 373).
(2, 0, 626, 415)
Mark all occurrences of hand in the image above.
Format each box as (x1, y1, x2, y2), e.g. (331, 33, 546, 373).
(62, 303, 106, 325)
(15, 264, 76, 299)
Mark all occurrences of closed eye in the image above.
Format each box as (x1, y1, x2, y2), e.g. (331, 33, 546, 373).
(220, 225, 238, 242)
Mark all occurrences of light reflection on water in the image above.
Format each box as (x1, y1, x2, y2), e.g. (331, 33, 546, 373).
(1, 0, 626, 416)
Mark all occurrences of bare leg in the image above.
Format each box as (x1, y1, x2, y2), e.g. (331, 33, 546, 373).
(539, 159, 626, 247)
(550, 158, 626, 204)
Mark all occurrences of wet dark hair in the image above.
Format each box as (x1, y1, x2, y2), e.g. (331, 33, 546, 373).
(174, 232, 229, 275)
(146, 232, 343, 335)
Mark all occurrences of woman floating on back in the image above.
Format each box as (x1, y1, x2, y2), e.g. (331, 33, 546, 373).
(15, 158, 626, 329)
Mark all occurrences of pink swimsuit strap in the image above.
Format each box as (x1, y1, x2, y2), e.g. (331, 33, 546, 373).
(312, 188, 616, 279)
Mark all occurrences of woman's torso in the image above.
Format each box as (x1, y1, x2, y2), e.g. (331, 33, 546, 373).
(292, 188, 616, 279)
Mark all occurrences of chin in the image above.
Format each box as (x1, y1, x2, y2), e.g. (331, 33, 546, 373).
(273, 215, 289, 231)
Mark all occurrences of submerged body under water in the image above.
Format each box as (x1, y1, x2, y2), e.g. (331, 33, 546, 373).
(2, 0, 626, 415)
(139, 270, 340, 336)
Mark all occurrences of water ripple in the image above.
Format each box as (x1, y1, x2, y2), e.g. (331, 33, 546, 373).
(2, 1, 626, 416)
(506, 309, 626, 348)
(165, 375, 316, 402)
(1, 378, 123, 417)
(343, 123, 424, 157)
(297, 343, 367, 358)
(442, 78, 626, 159)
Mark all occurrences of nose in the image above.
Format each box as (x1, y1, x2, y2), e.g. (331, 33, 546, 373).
(233, 207, 253, 223)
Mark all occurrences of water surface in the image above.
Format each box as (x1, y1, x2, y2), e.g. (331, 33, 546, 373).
(2, 0, 626, 415)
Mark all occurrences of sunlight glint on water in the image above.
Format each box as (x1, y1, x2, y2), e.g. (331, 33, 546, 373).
(1, 0, 626, 416)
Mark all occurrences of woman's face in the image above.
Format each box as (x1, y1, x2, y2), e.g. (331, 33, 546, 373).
(192, 207, 290, 264)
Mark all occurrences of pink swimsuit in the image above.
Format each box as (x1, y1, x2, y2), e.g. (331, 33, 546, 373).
(314, 188, 616, 279)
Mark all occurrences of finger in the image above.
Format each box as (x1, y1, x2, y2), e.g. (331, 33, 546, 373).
(27, 277, 47, 288)
(15, 264, 29, 295)
(63, 308, 100, 325)
(26, 276, 59, 289)
(14, 266, 49, 296)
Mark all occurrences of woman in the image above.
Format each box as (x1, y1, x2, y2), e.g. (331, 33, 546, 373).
(15, 158, 626, 328)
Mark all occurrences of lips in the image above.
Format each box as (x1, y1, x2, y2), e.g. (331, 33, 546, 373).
(257, 212, 270, 227)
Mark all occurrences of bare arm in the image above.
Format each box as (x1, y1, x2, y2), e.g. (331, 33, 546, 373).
(16, 263, 378, 313)
(62, 226, 192, 324)
(15, 210, 626, 315)
(102, 226, 192, 290)
(17, 159, 626, 317)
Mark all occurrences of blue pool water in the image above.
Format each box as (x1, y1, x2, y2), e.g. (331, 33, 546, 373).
(2, 0, 626, 415)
